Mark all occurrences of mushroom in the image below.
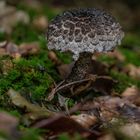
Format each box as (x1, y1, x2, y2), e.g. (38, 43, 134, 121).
(46, 8, 124, 83)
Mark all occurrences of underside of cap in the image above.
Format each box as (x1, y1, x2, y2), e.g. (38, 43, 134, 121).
(47, 8, 124, 60)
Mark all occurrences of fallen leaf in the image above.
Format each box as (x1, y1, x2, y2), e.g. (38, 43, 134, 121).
(97, 122, 140, 140)
(59, 75, 116, 97)
(71, 114, 97, 128)
(48, 51, 61, 65)
(6, 42, 20, 58)
(80, 96, 140, 124)
(0, 41, 21, 58)
(0, 40, 7, 47)
(19, 42, 40, 56)
(0, 41, 40, 58)
(120, 123, 140, 140)
(122, 86, 140, 97)
(0, 1, 29, 34)
(32, 114, 99, 138)
(0, 112, 19, 139)
(107, 50, 125, 61)
(91, 76, 117, 95)
(91, 60, 108, 75)
(122, 86, 140, 106)
(0, 48, 7, 56)
(97, 133, 115, 140)
(7, 89, 53, 121)
(123, 64, 140, 79)
(57, 62, 75, 79)
(48, 51, 74, 79)
(33, 15, 48, 30)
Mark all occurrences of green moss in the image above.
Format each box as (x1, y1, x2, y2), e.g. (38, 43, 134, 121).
(42, 5, 57, 20)
(119, 34, 140, 66)
(98, 55, 116, 65)
(110, 70, 140, 93)
(56, 51, 73, 64)
(9, 110, 21, 118)
(68, 99, 75, 108)
(11, 23, 39, 44)
(16, 3, 40, 20)
(13, 59, 54, 100)
(20, 128, 41, 140)
(122, 34, 140, 47)
(120, 48, 140, 66)
(58, 133, 71, 140)
(58, 133, 84, 140)
(0, 40, 60, 105)
(0, 32, 7, 41)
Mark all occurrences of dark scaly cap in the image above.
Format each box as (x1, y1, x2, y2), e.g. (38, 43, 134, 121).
(47, 8, 124, 60)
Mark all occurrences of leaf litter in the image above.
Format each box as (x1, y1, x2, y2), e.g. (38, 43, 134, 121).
(2, 47, 140, 139)
(5, 49, 140, 139)
(0, 2, 140, 140)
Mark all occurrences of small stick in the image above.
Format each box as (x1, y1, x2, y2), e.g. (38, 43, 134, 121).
(48, 75, 109, 101)
(54, 78, 91, 93)
(47, 80, 65, 101)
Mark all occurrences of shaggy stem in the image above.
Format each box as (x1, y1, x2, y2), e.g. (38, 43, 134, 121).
(66, 52, 94, 83)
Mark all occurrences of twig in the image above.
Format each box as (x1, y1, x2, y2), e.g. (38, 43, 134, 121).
(47, 80, 65, 101)
(54, 78, 91, 93)
(48, 75, 110, 100)
(53, 74, 110, 93)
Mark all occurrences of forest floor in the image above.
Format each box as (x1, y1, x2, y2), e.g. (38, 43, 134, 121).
(0, 1, 140, 140)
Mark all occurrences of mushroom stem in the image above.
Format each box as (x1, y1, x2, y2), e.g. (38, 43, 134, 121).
(66, 52, 93, 83)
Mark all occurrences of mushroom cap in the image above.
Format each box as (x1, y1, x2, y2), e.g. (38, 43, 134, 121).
(47, 8, 124, 60)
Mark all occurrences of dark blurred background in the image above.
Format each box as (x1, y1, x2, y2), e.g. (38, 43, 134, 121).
(5, 0, 140, 34)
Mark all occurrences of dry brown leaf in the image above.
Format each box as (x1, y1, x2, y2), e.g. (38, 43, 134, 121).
(0, 40, 7, 47)
(0, 112, 19, 138)
(123, 64, 140, 79)
(107, 50, 125, 61)
(0, 41, 21, 58)
(19, 42, 40, 56)
(0, 1, 29, 34)
(91, 76, 117, 95)
(32, 114, 99, 138)
(33, 15, 48, 30)
(120, 123, 140, 140)
(71, 114, 97, 128)
(57, 62, 75, 79)
(97, 133, 115, 140)
(48, 51, 62, 65)
(7, 89, 53, 120)
(80, 96, 140, 123)
(6, 42, 20, 58)
(98, 123, 140, 140)
(122, 86, 140, 98)
(0, 48, 7, 56)
(91, 60, 108, 75)
(0, 41, 8, 56)
(122, 86, 140, 106)
(0, 41, 40, 58)
(69, 76, 116, 96)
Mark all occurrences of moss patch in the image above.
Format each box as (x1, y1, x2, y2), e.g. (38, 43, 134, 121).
(110, 70, 140, 93)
